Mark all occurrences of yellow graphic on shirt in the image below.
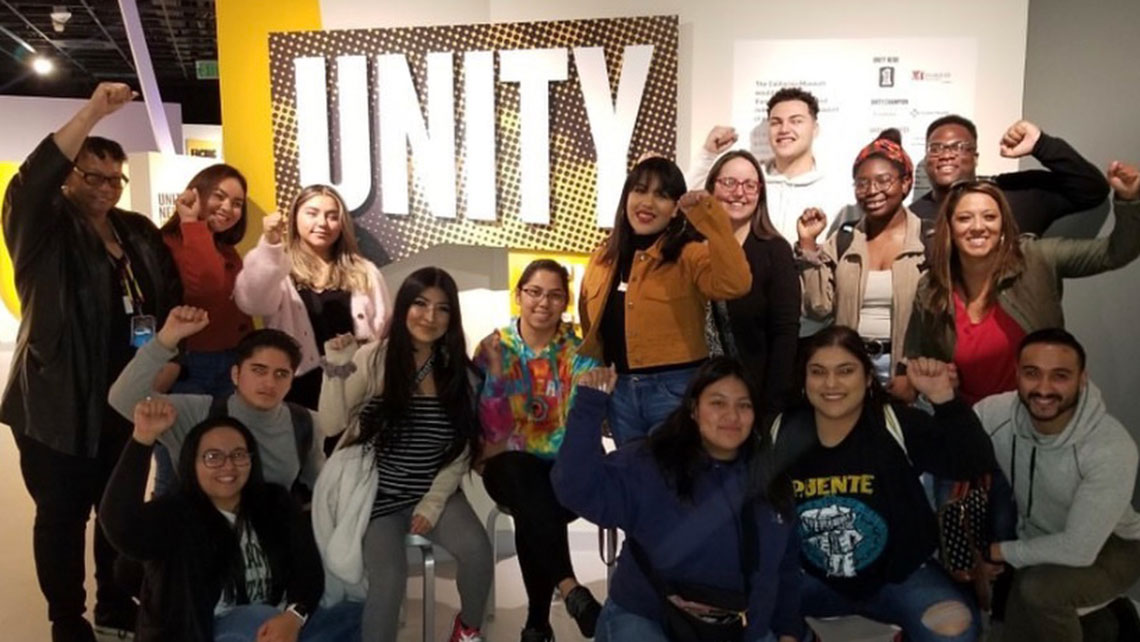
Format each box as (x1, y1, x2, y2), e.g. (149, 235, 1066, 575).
(793, 474, 875, 499)
(0, 161, 22, 318)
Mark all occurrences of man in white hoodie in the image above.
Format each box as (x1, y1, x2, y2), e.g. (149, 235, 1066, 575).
(973, 328, 1140, 642)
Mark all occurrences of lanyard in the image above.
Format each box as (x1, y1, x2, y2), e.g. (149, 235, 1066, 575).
(107, 225, 145, 314)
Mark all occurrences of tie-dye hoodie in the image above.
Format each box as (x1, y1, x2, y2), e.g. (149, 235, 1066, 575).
(474, 321, 599, 458)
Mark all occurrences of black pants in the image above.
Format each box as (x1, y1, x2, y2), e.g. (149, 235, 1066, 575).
(482, 451, 579, 629)
(14, 408, 136, 640)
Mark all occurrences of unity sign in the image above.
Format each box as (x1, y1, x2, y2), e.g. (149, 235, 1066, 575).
(269, 15, 678, 266)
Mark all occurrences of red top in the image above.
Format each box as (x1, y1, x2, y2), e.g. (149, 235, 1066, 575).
(163, 221, 253, 352)
(952, 292, 1027, 405)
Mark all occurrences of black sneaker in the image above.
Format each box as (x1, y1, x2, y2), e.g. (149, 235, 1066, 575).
(520, 625, 554, 642)
(1108, 596, 1140, 640)
(564, 586, 602, 638)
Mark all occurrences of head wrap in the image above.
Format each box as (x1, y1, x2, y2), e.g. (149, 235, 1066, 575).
(853, 135, 914, 180)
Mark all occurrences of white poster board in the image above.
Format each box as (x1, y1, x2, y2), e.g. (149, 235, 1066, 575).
(732, 38, 979, 198)
(126, 152, 217, 227)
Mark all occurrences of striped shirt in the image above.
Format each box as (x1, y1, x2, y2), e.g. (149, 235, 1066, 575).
(364, 396, 456, 519)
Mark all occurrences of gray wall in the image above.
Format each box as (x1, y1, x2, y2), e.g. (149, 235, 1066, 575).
(1023, 0, 1140, 508)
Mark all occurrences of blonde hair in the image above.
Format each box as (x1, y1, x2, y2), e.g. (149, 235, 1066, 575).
(287, 184, 373, 293)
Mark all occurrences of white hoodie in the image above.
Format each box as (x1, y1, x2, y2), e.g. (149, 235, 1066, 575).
(974, 383, 1140, 568)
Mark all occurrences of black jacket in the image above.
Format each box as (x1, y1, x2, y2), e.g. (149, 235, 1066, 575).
(1, 136, 181, 456)
(911, 132, 1109, 237)
(714, 232, 801, 420)
(99, 440, 324, 642)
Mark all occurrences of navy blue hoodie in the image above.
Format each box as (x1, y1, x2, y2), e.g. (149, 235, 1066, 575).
(552, 387, 803, 640)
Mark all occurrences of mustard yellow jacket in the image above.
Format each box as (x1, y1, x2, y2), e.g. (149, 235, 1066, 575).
(578, 197, 752, 368)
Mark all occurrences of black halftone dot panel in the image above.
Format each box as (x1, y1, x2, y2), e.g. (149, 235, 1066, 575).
(269, 15, 677, 266)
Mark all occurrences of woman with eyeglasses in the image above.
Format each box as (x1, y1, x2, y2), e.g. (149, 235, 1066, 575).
(312, 267, 493, 642)
(578, 157, 752, 445)
(704, 150, 801, 422)
(796, 129, 927, 399)
(473, 259, 602, 642)
(905, 161, 1140, 404)
(99, 399, 361, 642)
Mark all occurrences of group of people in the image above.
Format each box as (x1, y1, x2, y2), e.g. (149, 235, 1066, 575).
(3, 78, 1138, 642)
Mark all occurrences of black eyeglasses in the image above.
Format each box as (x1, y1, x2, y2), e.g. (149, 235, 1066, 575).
(200, 448, 252, 468)
(926, 141, 977, 156)
(72, 166, 129, 189)
(520, 286, 567, 305)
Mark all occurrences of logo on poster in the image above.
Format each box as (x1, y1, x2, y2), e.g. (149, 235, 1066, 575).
(912, 70, 953, 83)
(878, 66, 895, 88)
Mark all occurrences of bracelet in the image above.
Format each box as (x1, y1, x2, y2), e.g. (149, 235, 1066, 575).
(320, 357, 357, 379)
(285, 602, 310, 625)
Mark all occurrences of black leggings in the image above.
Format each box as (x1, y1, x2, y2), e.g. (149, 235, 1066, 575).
(482, 451, 579, 629)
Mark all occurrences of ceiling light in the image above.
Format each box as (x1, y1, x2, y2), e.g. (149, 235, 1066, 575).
(32, 56, 54, 75)
(51, 6, 73, 34)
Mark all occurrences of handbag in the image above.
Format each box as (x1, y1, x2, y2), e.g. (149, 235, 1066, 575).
(628, 500, 757, 642)
(937, 474, 992, 583)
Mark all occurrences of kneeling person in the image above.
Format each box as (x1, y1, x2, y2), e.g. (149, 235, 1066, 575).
(976, 329, 1140, 641)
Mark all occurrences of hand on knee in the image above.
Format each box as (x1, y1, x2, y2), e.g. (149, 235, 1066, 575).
(920, 600, 973, 637)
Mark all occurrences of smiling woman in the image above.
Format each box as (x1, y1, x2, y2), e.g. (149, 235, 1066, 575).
(796, 129, 927, 399)
(234, 184, 392, 418)
(578, 157, 752, 444)
(906, 164, 1140, 403)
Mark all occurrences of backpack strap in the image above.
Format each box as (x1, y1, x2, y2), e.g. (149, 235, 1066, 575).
(208, 395, 229, 420)
(835, 221, 857, 260)
(285, 402, 315, 469)
(883, 404, 911, 465)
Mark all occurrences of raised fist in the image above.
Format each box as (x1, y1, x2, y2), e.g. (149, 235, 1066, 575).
(175, 188, 201, 222)
(703, 126, 738, 155)
(999, 120, 1042, 159)
(157, 306, 210, 350)
(906, 357, 955, 404)
(797, 208, 828, 249)
(262, 211, 288, 245)
(677, 190, 711, 214)
(88, 82, 136, 119)
(132, 397, 177, 445)
(1107, 161, 1140, 201)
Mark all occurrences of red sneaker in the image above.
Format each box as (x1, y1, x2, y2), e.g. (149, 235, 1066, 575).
(447, 614, 485, 642)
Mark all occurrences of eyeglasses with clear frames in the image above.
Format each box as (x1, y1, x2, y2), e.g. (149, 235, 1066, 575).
(853, 175, 899, 195)
(714, 177, 761, 195)
(201, 448, 252, 468)
(72, 166, 129, 189)
(520, 286, 567, 305)
(926, 141, 977, 156)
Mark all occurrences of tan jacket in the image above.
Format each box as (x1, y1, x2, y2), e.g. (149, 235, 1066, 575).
(799, 207, 927, 370)
(318, 339, 467, 526)
(578, 197, 752, 367)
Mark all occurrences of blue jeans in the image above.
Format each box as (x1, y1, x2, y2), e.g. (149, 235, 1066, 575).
(153, 351, 238, 496)
(607, 366, 698, 445)
(213, 601, 362, 642)
(800, 563, 981, 642)
(596, 600, 777, 642)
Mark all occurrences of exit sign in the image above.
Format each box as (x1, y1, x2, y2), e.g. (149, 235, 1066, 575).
(195, 59, 218, 80)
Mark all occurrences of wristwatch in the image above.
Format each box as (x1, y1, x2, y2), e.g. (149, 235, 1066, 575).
(285, 602, 310, 625)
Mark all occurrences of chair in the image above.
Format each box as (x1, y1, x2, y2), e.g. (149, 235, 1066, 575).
(485, 504, 621, 621)
(405, 533, 437, 642)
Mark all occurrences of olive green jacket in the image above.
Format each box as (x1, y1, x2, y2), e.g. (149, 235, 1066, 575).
(905, 198, 1140, 360)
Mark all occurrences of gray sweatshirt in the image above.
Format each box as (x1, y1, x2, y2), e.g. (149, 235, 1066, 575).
(974, 382, 1140, 568)
(107, 339, 324, 490)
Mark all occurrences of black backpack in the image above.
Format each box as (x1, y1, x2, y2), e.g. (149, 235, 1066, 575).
(208, 395, 315, 499)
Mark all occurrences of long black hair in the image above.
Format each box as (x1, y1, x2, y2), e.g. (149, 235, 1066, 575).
(793, 325, 890, 424)
(176, 416, 294, 607)
(597, 157, 699, 266)
(349, 266, 481, 466)
(646, 356, 793, 515)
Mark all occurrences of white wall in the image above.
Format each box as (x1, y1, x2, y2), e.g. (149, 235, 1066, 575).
(0, 95, 183, 162)
(317, 0, 1029, 177)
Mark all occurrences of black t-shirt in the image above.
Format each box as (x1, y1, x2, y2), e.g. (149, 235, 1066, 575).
(600, 233, 661, 373)
(289, 288, 355, 409)
(778, 400, 997, 597)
